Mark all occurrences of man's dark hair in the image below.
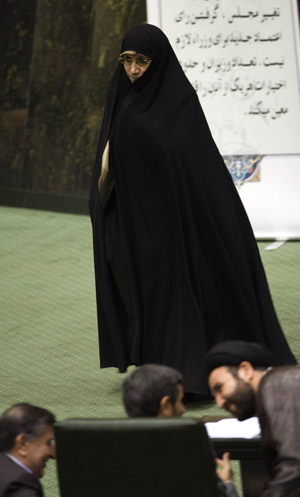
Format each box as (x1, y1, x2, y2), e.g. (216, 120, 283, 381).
(0, 402, 56, 452)
(122, 364, 183, 417)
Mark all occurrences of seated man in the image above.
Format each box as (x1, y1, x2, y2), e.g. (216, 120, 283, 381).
(0, 402, 56, 497)
(205, 340, 300, 497)
(123, 363, 185, 418)
(122, 363, 238, 497)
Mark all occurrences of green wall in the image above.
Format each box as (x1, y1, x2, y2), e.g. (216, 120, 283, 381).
(0, 0, 146, 213)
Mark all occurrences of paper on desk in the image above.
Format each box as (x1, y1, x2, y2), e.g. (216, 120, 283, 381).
(205, 417, 261, 439)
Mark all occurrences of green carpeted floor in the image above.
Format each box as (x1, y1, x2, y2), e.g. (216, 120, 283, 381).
(1, 206, 299, 496)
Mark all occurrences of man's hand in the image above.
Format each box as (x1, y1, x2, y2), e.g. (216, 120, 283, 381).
(216, 451, 233, 482)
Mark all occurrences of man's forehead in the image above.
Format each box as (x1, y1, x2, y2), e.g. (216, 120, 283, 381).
(209, 365, 231, 384)
(44, 425, 54, 435)
(37, 425, 54, 440)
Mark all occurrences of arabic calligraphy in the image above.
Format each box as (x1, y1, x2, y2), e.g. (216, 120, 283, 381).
(248, 101, 288, 119)
(182, 56, 284, 73)
(176, 31, 282, 50)
(175, 7, 280, 25)
(193, 77, 286, 97)
(160, 0, 300, 154)
(169, 2, 291, 123)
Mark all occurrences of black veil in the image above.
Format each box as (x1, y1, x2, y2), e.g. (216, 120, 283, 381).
(89, 24, 296, 394)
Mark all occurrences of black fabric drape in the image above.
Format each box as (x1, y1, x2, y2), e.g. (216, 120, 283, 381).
(89, 24, 296, 394)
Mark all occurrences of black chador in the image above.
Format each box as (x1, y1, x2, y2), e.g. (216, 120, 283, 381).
(89, 24, 296, 394)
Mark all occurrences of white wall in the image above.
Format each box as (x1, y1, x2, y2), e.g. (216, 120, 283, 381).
(239, 155, 300, 239)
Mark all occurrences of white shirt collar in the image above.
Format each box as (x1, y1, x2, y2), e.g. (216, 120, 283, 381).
(5, 453, 33, 474)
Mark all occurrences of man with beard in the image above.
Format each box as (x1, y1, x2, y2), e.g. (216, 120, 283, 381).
(0, 403, 56, 497)
(123, 364, 239, 497)
(205, 340, 300, 497)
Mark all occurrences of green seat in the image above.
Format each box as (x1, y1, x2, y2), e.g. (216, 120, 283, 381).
(54, 417, 219, 497)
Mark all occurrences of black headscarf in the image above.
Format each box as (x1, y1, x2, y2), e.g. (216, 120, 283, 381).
(89, 24, 296, 394)
(204, 340, 282, 375)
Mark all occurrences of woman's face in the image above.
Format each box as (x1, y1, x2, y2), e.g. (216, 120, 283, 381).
(119, 51, 151, 83)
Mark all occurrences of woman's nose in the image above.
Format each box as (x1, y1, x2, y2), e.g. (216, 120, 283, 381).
(130, 62, 140, 73)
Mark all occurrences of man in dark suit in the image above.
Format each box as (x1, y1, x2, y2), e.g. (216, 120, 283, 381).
(122, 364, 239, 497)
(205, 340, 300, 497)
(0, 402, 56, 497)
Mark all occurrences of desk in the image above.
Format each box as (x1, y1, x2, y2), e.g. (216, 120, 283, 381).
(202, 417, 269, 497)
(211, 438, 268, 497)
(212, 437, 263, 460)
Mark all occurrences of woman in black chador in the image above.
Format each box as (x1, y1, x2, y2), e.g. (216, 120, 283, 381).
(89, 24, 296, 394)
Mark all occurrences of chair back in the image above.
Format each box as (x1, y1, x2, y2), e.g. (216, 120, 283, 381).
(55, 417, 219, 497)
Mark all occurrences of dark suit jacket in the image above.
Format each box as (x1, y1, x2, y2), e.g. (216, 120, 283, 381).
(257, 366, 300, 497)
(0, 453, 44, 497)
(218, 480, 239, 497)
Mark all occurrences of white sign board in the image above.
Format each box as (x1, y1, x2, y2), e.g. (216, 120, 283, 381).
(148, 0, 300, 155)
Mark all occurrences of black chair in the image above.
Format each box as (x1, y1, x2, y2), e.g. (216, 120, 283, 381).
(55, 417, 219, 497)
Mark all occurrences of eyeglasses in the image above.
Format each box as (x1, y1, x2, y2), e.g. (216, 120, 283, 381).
(119, 55, 152, 67)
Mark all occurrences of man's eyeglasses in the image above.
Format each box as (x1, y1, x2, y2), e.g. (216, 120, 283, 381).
(119, 55, 151, 67)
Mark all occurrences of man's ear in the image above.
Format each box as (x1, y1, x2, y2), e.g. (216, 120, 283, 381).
(238, 361, 255, 381)
(14, 434, 29, 457)
(157, 395, 172, 417)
